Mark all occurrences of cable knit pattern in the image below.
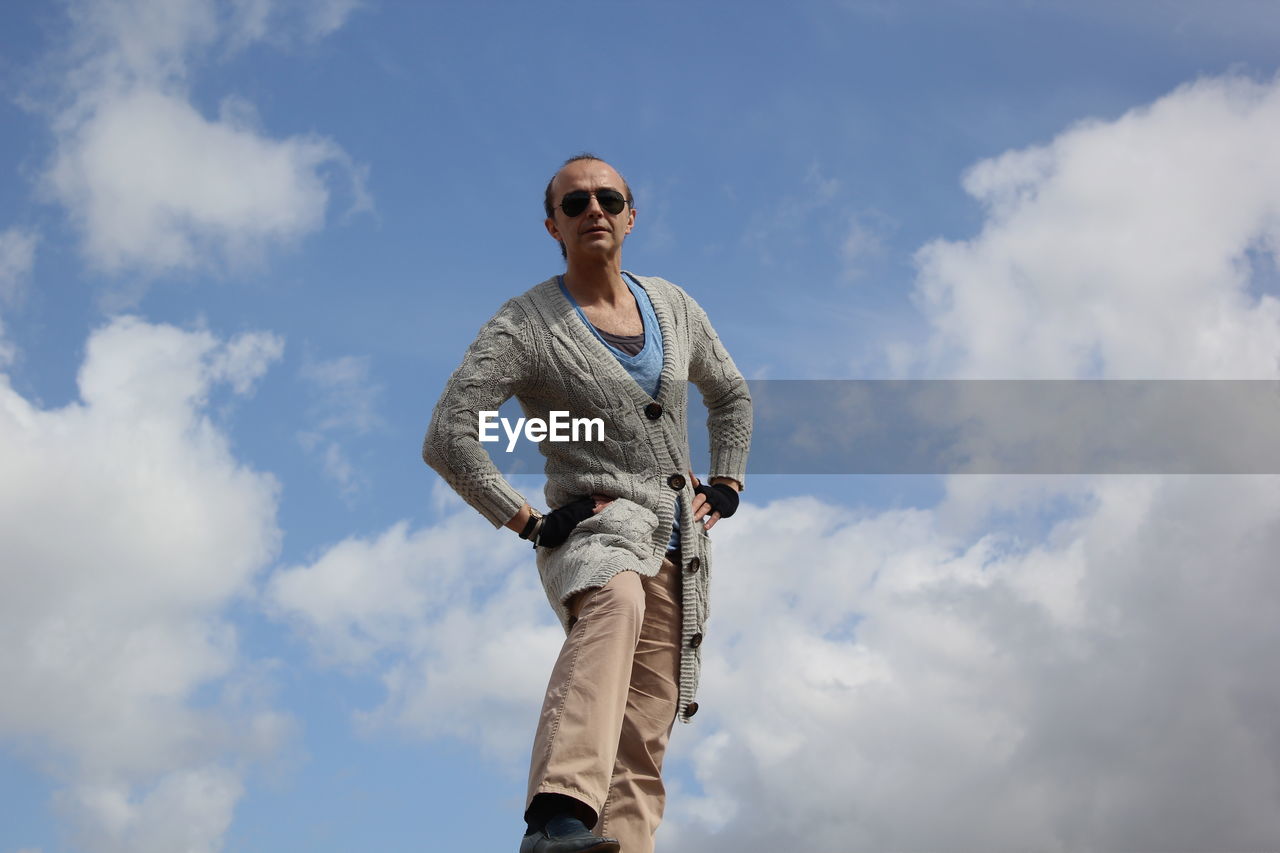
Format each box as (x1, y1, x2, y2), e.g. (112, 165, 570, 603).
(422, 273, 751, 723)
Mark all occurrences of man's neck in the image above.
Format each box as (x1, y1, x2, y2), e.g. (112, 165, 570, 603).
(561, 259, 629, 308)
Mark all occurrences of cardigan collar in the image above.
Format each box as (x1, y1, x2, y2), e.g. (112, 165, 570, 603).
(540, 271, 678, 410)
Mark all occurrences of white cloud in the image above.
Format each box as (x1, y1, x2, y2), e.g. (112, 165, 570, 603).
(0, 316, 287, 852)
(0, 316, 14, 370)
(655, 73, 1280, 852)
(0, 338, 11, 373)
(299, 353, 382, 434)
(0, 227, 38, 303)
(49, 89, 353, 275)
(267, 474, 1280, 851)
(59, 766, 245, 853)
(43, 0, 367, 278)
(0, 226, 34, 365)
(296, 353, 383, 494)
(227, 0, 363, 46)
(62, 0, 362, 93)
(301, 0, 362, 39)
(840, 211, 890, 281)
(297, 431, 360, 495)
(912, 74, 1280, 380)
(267, 484, 563, 758)
(659, 478, 1280, 852)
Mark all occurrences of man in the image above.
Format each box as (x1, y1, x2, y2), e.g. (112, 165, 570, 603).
(423, 154, 751, 853)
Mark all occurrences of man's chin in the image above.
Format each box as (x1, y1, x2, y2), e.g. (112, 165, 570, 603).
(569, 242, 617, 260)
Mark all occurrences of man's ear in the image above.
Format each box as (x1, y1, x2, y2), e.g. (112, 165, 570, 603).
(545, 217, 561, 242)
(624, 206, 636, 236)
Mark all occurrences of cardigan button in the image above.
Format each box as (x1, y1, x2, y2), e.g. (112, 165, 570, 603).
(685, 702, 700, 718)
(685, 557, 701, 574)
(644, 402, 663, 420)
(690, 632, 703, 648)
(667, 473, 686, 490)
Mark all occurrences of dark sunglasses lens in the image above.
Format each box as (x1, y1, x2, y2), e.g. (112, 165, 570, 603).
(560, 192, 590, 217)
(597, 191, 627, 215)
(560, 190, 627, 217)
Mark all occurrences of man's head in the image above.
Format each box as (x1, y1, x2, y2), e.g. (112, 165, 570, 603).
(544, 154, 635, 262)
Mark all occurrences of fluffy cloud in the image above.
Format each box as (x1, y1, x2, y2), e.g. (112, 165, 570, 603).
(296, 354, 383, 494)
(840, 212, 889, 281)
(658, 73, 1280, 852)
(0, 316, 287, 852)
(0, 227, 38, 365)
(43, 0, 367, 277)
(0, 227, 38, 303)
(267, 484, 563, 759)
(48, 89, 355, 275)
(273, 478, 1280, 850)
(299, 354, 382, 435)
(913, 74, 1280, 380)
(660, 477, 1280, 851)
(227, 0, 363, 45)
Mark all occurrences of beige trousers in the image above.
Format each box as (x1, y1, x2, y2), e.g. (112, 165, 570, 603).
(526, 553, 683, 853)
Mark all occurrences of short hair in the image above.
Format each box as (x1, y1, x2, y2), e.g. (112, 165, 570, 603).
(544, 154, 635, 258)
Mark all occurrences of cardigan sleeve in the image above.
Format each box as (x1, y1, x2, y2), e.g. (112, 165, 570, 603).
(686, 295, 752, 490)
(422, 298, 535, 527)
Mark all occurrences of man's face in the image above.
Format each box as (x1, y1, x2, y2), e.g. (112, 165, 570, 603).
(545, 159, 635, 262)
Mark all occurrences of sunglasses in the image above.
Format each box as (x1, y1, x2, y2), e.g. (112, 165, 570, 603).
(558, 189, 629, 217)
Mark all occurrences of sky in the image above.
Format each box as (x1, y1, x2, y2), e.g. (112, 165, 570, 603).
(2, 1, 1280, 851)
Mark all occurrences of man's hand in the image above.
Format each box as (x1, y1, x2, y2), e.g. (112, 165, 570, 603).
(691, 475, 740, 530)
(537, 496, 597, 548)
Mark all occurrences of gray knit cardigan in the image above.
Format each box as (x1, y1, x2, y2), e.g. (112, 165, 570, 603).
(422, 273, 752, 723)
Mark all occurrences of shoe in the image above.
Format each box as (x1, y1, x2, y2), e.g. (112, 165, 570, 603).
(519, 818, 620, 853)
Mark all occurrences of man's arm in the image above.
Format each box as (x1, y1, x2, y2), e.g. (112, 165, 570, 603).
(422, 300, 533, 529)
(686, 296, 752, 523)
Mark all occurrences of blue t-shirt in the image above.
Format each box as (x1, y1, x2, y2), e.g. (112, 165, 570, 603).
(559, 274, 681, 550)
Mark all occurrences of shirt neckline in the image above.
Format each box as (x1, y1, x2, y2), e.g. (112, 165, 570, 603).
(547, 271, 676, 407)
(558, 273, 653, 363)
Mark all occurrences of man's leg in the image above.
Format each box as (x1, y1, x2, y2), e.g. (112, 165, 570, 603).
(526, 570, 646, 826)
(595, 554, 682, 853)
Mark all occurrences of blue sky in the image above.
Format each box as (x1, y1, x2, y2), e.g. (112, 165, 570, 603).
(3, 2, 1280, 851)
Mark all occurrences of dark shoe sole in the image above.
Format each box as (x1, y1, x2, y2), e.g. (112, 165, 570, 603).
(520, 835, 620, 853)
